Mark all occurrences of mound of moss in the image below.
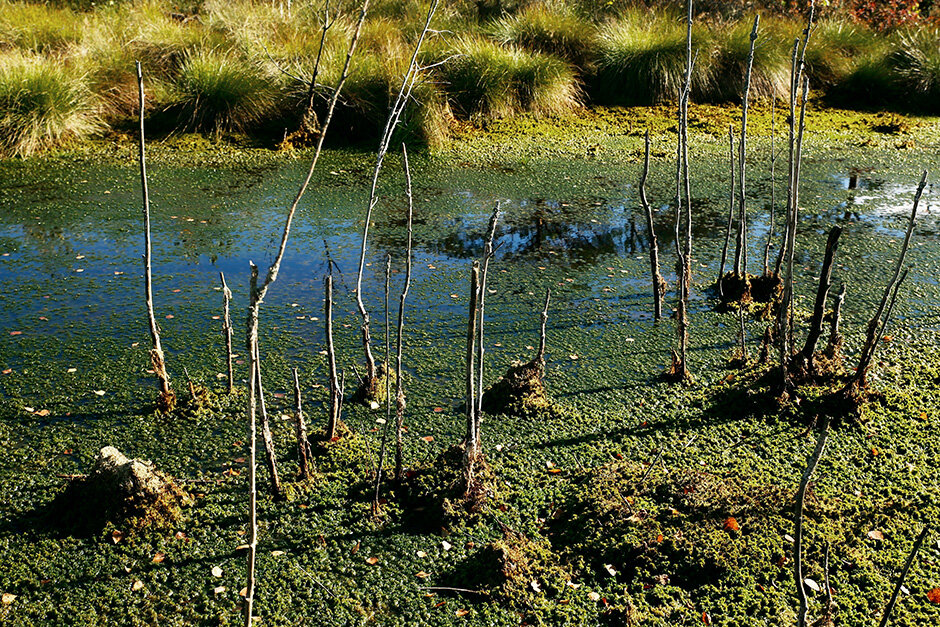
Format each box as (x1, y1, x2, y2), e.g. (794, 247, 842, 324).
(405, 445, 498, 530)
(48, 446, 188, 535)
(482, 357, 572, 419)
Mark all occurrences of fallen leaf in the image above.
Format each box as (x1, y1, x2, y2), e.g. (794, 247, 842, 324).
(174, 531, 187, 540)
(867, 529, 885, 541)
(566, 581, 581, 589)
(920, 411, 929, 420)
(415, 571, 429, 579)
(416, 550, 427, 558)
(656, 534, 664, 543)
(235, 544, 250, 551)
(702, 611, 712, 625)
(9, 331, 22, 336)
(588, 591, 601, 602)
(927, 588, 940, 603)
(804, 578, 820, 592)
(365, 557, 379, 565)
(111, 530, 124, 544)
(350, 541, 360, 555)
(93, 390, 105, 396)
(34, 409, 50, 417)
(724, 517, 740, 532)
(456, 608, 470, 617)
(67, 368, 77, 373)
(442, 540, 452, 551)
(1, 593, 16, 605)
(530, 580, 542, 593)
(271, 550, 285, 556)
(1, 369, 11, 375)
(213, 586, 226, 595)
(239, 587, 248, 597)
(871, 447, 879, 456)
(132, 580, 144, 591)
(212, 566, 223, 578)
(152, 552, 165, 564)
(603, 564, 618, 577)
(421, 436, 434, 442)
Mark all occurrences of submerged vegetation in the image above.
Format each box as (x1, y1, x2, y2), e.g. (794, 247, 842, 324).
(3, 0, 940, 155)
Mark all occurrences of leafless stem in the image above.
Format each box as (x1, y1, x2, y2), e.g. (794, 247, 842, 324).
(325, 271, 342, 440)
(877, 526, 930, 627)
(394, 144, 414, 482)
(302, 0, 335, 131)
(476, 203, 501, 417)
(253, 343, 282, 500)
(718, 125, 735, 293)
(243, 4, 369, 624)
(826, 282, 845, 353)
(355, 0, 440, 384)
(795, 417, 829, 627)
(802, 226, 842, 360)
(639, 129, 665, 320)
(733, 15, 759, 280)
(136, 62, 171, 400)
(764, 92, 777, 276)
(293, 367, 312, 480)
(465, 262, 481, 457)
(220, 272, 234, 395)
(537, 288, 551, 364)
(372, 254, 392, 516)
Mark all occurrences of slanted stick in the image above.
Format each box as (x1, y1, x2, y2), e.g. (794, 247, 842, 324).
(639, 129, 665, 320)
(220, 272, 234, 395)
(394, 144, 415, 482)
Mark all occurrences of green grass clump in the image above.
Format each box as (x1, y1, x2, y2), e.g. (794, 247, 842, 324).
(887, 27, 940, 113)
(593, 11, 714, 105)
(488, 2, 598, 69)
(709, 17, 791, 103)
(168, 48, 279, 134)
(0, 51, 102, 157)
(805, 18, 884, 89)
(0, 2, 83, 53)
(434, 35, 580, 120)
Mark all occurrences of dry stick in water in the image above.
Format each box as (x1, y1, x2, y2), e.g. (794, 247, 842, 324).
(763, 93, 777, 276)
(639, 129, 665, 320)
(673, 0, 694, 380)
(301, 0, 335, 132)
(795, 416, 830, 627)
(733, 15, 759, 280)
(476, 204, 501, 419)
(292, 367, 312, 479)
(253, 342, 282, 500)
(243, 4, 369, 624)
(877, 526, 931, 627)
(464, 262, 481, 481)
(851, 171, 927, 390)
(325, 270, 342, 440)
(717, 125, 735, 294)
(372, 255, 392, 516)
(394, 144, 415, 482)
(801, 225, 842, 361)
(537, 288, 551, 363)
(136, 62, 172, 403)
(355, 0, 440, 386)
(220, 272, 234, 395)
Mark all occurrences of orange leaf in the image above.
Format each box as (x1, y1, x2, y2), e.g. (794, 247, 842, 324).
(415, 571, 429, 579)
(702, 611, 712, 625)
(928, 588, 940, 603)
(152, 552, 165, 564)
(9, 331, 22, 336)
(455, 609, 470, 617)
(421, 436, 434, 442)
(656, 534, 664, 543)
(723, 517, 740, 532)
(867, 529, 885, 541)
(1, 369, 12, 375)
(547, 468, 562, 474)
(433, 601, 446, 608)
(365, 557, 379, 565)
(871, 447, 880, 457)
(111, 530, 124, 544)
(433, 407, 444, 413)
(350, 541, 360, 555)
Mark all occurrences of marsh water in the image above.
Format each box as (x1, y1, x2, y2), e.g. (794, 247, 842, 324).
(1, 141, 940, 419)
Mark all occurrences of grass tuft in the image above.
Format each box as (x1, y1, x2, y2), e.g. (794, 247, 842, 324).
(434, 35, 580, 120)
(488, 2, 598, 70)
(709, 18, 791, 103)
(168, 48, 279, 134)
(0, 51, 102, 158)
(887, 27, 940, 112)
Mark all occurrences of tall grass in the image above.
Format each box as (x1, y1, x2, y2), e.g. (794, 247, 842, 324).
(169, 48, 280, 133)
(887, 27, 940, 111)
(488, 2, 598, 69)
(0, 2, 83, 53)
(433, 35, 580, 120)
(709, 18, 791, 103)
(0, 51, 102, 157)
(594, 11, 714, 105)
(804, 19, 884, 89)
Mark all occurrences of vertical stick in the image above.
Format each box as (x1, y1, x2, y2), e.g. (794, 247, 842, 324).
(795, 417, 830, 627)
(733, 15, 759, 280)
(826, 282, 845, 353)
(737, 305, 748, 363)
(355, 0, 440, 384)
(877, 526, 931, 627)
(465, 262, 480, 456)
(764, 92, 777, 276)
(718, 125, 735, 293)
(325, 271, 342, 440)
(394, 144, 414, 482)
(137, 61, 171, 400)
(293, 367, 311, 479)
(254, 344, 282, 500)
(220, 272, 234, 395)
(476, 204, 501, 418)
(802, 226, 842, 360)
(675, 0, 694, 379)
(639, 129, 665, 320)
(302, 1, 334, 132)
(243, 4, 370, 623)
(537, 288, 551, 363)
(372, 254, 392, 516)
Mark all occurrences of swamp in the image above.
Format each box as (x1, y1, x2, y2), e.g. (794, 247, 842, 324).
(3, 1, 940, 626)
